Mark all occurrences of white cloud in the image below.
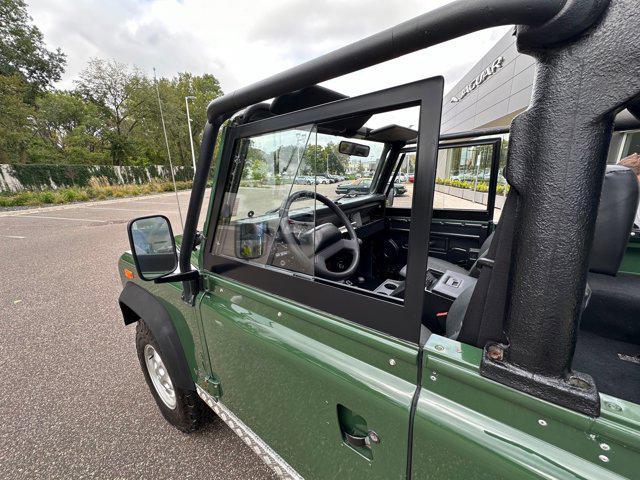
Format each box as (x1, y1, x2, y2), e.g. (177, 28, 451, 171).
(27, 0, 510, 99)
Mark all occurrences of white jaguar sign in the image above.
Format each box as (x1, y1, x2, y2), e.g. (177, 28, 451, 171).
(450, 56, 505, 103)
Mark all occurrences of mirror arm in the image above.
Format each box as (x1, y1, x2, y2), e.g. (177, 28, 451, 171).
(154, 269, 200, 284)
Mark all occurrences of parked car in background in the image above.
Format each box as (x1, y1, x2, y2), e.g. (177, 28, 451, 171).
(315, 175, 333, 184)
(294, 175, 315, 185)
(336, 179, 406, 196)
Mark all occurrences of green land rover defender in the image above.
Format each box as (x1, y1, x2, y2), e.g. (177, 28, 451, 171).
(117, 0, 640, 478)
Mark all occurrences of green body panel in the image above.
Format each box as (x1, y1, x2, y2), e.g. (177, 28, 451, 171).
(199, 272, 417, 480)
(413, 335, 640, 479)
(619, 237, 640, 275)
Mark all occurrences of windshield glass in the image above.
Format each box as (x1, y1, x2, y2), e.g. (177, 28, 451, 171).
(244, 107, 419, 216)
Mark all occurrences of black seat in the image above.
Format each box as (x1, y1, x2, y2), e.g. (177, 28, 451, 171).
(575, 165, 640, 404)
(587, 165, 639, 276)
(578, 164, 640, 341)
(447, 165, 639, 344)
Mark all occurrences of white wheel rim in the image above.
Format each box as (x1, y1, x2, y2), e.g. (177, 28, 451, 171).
(144, 344, 177, 410)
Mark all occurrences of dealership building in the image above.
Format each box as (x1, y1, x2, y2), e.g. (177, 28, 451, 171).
(441, 30, 640, 164)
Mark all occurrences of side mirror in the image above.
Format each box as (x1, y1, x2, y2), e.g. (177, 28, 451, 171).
(339, 141, 370, 157)
(127, 215, 178, 281)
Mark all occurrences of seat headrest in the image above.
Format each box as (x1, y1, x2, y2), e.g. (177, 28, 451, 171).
(589, 165, 639, 275)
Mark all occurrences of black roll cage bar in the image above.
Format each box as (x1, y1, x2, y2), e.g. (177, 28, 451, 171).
(175, 0, 640, 417)
(436, 110, 640, 143)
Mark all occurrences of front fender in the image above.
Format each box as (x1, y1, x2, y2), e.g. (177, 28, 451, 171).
(118, 282, 194, 390)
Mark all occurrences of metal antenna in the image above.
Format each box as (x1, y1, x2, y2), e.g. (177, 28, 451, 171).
(185, 95, 197, 177)
(154, 67, 184, 230)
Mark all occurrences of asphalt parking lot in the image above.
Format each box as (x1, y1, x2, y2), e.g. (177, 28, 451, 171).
(0, 190, 277, 479)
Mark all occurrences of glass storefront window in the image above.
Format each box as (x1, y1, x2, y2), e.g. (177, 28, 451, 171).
(621, 131, 640, 159)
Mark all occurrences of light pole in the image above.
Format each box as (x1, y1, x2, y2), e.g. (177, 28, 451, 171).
(407, 124, 416, 174)
(185, 96, 197, 176)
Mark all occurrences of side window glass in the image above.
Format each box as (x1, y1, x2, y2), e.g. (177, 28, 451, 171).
(494, 138, 509, 221)
(390, 152, 415, 208)
(433, 143, 494, 210)
(212, 126, 317, 276)
(620, 131, 640, 159)
(397, 139, 509, 220)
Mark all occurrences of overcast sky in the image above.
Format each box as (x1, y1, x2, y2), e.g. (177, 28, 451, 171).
(28, 0, 511, 98)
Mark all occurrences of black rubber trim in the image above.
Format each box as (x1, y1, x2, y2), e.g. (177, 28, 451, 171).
(406, 328, 429, 479)
(118, 282, 194, 390)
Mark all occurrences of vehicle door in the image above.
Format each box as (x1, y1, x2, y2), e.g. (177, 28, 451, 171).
(386, 138, 505, 273)
(196, 79, 444, 479)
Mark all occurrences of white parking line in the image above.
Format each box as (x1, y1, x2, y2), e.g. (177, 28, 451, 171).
(15, 215, 108, 223)
(0, 235, 26, 239)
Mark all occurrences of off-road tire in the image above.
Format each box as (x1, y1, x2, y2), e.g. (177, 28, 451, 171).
(135, 320, 209, 433)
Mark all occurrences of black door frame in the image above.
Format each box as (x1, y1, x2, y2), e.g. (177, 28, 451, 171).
(202, 77, 444, 343)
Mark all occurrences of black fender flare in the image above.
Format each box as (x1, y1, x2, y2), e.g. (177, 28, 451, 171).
(119, 282, 195, 390)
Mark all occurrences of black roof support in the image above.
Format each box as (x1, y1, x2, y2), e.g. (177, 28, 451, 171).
(480, 0, 640, 417)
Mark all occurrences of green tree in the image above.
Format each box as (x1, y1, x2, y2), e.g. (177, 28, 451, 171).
(301, 143, 348, 175)
(75, 61, 223, 168)
(324, 142, 348, 175)
(242, 146, 267, 181)
(0, 0, 66, 163)
(28, 90, 109, 164)
(140, 72, 223, 169)
(0, 74, 34, 163)
(74, 59, 148, 165)
(0, 5, 224, 170)
(0, 0, 66, 98)
(300, 144, 323, 175)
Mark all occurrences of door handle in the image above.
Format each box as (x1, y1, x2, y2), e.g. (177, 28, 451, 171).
(337, 404, 380, 456)
(344, 432, 369, 448)
(343, 430, 381, 448)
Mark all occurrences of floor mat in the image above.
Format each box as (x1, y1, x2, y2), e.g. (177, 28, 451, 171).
(573, 331, 640, 405)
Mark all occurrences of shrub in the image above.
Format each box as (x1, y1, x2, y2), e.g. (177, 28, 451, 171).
(0, 181, 192, 208)
(39, 191, 55, 204)
(60, 189, 78, 202)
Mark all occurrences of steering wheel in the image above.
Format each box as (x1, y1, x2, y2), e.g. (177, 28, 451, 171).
(278, 190, 360, 280)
